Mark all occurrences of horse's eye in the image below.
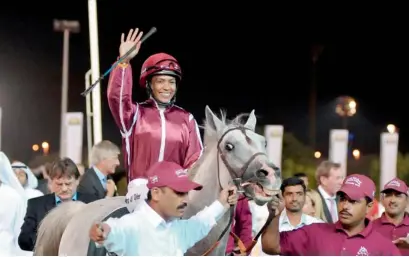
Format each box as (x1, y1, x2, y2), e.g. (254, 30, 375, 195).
(225, 143, 234, 151)
(264, 141, 267, 148)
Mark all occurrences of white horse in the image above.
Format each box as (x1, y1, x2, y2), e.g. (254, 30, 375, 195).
(33, 106, 282, 256)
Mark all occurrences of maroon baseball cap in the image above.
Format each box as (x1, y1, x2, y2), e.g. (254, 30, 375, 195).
(338, 174, 376, 201)
(146, 161, 203, 193)
(381, 178, 409, 195)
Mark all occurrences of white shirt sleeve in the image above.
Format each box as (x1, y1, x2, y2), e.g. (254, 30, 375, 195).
(176, 200, 227, 251)
(98, 214, 135, 256)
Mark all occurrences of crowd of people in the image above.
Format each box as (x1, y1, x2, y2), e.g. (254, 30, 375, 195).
(0, 26, 408, 256)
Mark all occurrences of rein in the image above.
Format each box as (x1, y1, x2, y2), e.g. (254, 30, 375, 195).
(201, 126, 273, 256)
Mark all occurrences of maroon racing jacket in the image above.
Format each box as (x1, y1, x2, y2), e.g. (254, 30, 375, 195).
(226, 195, 253, 255)
(107, 62, 203, 181)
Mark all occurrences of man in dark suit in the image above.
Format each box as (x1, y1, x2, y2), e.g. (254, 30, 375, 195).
(78, 140, 120, 199)
(18, 158, 98, 251)
(315, 160, 344, 223)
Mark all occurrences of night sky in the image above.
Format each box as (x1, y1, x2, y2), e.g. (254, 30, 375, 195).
(0, 2, 408, 162)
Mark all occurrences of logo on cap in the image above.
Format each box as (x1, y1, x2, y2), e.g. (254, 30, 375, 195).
(345, 176, 362, 187)
(149, 175, 158, 184)
(175, 169, 188, 177)
(387, 179, 400, 188)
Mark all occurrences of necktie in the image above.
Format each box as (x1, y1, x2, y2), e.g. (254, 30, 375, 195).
(102, 178, 107, 190)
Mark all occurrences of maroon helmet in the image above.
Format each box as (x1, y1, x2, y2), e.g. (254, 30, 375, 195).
(139, 53, 182, 88)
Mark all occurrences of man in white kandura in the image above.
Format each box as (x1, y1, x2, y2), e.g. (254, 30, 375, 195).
(0, 152, 28, 256)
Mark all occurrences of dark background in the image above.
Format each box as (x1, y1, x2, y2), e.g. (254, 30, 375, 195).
(0, 2, 407, 162)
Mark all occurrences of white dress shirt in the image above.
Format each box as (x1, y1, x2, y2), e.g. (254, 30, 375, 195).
(101, 200, 226, 256)
(278, 209, 324, 231)
(318, 185, 338, 222)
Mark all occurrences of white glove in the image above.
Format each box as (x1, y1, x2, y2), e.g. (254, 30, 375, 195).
(125, 178, 149, 212)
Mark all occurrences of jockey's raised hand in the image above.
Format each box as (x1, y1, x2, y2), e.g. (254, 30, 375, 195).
(218, 185, 238, 208)
(119, 28, 144, 63)
(89, 223, 110, 244)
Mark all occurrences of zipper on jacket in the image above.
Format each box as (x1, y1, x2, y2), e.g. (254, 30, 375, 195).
(158, 108, 166, 161)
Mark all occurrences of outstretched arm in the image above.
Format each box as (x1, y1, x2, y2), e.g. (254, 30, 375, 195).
(177, 186, 238, 252)
(91, 214, 135, 256)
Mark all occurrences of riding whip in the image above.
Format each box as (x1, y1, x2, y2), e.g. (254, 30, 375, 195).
(81, 27, 158, 96)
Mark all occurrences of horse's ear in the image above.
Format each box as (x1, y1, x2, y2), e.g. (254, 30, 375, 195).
(205, 105, 224, 132)
(244, 109, 257, 131)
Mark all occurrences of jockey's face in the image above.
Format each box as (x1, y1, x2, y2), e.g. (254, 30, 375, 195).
(50, 175, 77, 201)
(150, 75, 176, 103)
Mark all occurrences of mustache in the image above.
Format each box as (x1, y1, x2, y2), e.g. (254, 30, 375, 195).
(177, 203, 187, 210)
(339, 210, 352, 216)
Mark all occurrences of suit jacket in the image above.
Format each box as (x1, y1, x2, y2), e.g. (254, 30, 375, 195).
(18, 192, 98, 251)
(317, 188, 338, 223)
(78, 168, 108, 199)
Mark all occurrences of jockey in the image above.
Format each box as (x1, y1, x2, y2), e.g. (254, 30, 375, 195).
(90, 161, 238, 256)
(107, 28, 203, 192)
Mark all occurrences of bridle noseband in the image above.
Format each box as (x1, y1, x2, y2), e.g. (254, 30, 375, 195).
(216, 126, 267, 189)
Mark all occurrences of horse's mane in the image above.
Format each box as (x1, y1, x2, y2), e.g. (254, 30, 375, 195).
(202, 110, 252, 145)
(189, 110, 251, 179)
(34, 201, 86, 256)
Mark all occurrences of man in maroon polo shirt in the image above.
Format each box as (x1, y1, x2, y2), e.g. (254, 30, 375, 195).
(261, 174, 401, 256)
(373, 178, 409, 255)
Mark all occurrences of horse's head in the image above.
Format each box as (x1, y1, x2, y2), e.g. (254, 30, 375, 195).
(204, 106, 281, 206)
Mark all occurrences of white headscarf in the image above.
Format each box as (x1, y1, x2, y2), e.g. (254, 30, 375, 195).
(0, 152, 25, 199)
(0, 151, 27, 255)
(11, 161, 38, 189)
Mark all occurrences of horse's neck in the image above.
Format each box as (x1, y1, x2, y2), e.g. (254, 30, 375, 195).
(187, 146, 225, 216)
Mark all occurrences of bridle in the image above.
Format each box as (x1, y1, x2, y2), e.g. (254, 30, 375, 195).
(202, 126, 274, 256)
(216, 126, 267, 189)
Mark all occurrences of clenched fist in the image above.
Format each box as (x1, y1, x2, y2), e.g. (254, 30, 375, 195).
(218, 186, 238, 208)
(267, 193, 284, 216)
(89, 223, 110, 244)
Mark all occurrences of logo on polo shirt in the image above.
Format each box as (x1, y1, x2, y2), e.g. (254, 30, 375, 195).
(387, 179, 400, 188)
(149, 175, 159, 183)
(345, 176, 362, 187)
(357, 246, 368, 256)
(175, 169, 188, 177)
